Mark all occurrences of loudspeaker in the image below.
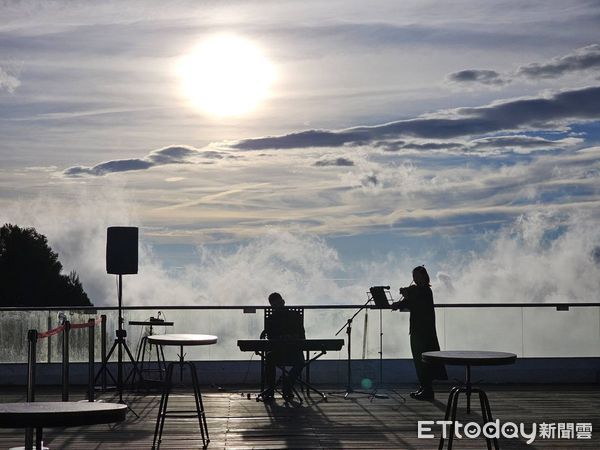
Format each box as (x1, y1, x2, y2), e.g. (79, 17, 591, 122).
(106, 226, 138, 274)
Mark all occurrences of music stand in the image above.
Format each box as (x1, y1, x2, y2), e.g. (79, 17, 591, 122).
(334, 285, 392, 400)
(367, 286, 393, 400)
(369, 286, 391, 308)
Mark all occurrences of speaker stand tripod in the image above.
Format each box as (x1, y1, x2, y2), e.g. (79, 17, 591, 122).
(95, 274, 141, 417)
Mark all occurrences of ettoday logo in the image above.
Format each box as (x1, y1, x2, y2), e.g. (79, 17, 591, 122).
(418, 420, 593, 444)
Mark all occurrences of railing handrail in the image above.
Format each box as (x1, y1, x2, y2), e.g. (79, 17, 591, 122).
(0, 302, 598, 312)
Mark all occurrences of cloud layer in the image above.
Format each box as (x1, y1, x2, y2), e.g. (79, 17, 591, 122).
(232, 86, 600, 150)
(63, 84, 599, 177)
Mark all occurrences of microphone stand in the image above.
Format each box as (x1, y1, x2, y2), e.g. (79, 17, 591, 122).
(334, 297, 374, 399)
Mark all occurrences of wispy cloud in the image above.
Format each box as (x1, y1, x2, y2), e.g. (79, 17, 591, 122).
(468, 135, 583, 154)
(517, 43, 600, 79)
(447, 44, 600, 87)
(232, 86, 600, 150)
(62, 85, 596, 179)
(376, 136, 582, 154)
(64, 145, 227, 176)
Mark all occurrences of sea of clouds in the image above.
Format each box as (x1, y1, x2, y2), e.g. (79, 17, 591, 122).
(3, 187, 599, 308)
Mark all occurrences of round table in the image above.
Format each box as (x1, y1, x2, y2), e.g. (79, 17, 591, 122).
(147, 334, 218, 450)
(0, 402, 127, 450)
(422, 351, 517, 450)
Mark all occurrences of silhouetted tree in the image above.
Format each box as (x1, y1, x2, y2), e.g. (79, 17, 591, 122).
(0, 224, 92, 306)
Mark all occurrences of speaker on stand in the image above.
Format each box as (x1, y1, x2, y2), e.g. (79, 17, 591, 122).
(95, 226, 141, 414)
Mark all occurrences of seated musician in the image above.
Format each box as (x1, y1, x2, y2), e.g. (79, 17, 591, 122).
(260, 292, 305, 400)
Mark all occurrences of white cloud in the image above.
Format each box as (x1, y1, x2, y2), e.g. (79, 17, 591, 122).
(438, 210, 600, 303)
(64, 145, 230, 176)
(0, 67, 20, 93)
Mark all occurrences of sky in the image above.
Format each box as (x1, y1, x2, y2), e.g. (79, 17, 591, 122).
(1, 0, 600, 306)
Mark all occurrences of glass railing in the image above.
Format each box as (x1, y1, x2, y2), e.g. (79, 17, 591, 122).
(0, 303, 598, 363)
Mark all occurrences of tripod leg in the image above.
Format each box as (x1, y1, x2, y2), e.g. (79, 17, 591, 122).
(95, 339, 118, 386)
(123, 340, 142, 384)
(125, 335, 144, 386)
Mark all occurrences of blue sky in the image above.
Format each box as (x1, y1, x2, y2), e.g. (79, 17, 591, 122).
(1, 0, 599, 305)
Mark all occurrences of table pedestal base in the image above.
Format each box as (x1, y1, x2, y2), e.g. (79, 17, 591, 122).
(439, 385, 498, 450)
(152, 361, 209, 449)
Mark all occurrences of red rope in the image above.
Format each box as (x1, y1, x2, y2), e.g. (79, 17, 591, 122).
(35, 316, 104, 338)
(70, 321, 93, 329)
(37, 324, 65, 339)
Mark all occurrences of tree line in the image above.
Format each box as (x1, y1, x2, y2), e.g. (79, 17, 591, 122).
(0, 224, 92, 307)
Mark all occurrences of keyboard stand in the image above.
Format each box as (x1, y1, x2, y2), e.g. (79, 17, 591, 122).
(256, 349, 329, 402)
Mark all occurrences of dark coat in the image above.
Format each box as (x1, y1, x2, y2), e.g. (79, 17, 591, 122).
(395, 285, 448, 382)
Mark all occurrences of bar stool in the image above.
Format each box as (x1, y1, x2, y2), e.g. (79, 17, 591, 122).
(422, 350, 517, 450)
(148, 334, 218, 450)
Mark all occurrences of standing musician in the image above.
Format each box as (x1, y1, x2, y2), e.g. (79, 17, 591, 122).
(391, 266, 447, 401)
(260, 292, 305, 400)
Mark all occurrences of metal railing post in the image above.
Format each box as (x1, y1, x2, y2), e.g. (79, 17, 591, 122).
(62, 320, 70, 401)
(26, 329, 37, 402)
(88, 318, 95, 402)
(25, 329, 37, 450)
(101, 314, 107, 390)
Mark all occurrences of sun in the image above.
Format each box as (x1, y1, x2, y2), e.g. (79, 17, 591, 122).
(177, 35, 276, 117)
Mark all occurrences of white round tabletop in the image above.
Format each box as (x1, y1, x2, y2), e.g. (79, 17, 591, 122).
(0, 402, 127, 428)
(147, 333, 218, 346)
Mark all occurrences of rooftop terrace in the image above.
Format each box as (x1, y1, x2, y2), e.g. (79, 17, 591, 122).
(1, 383, 599, 449)
(1, 303, 599, 448)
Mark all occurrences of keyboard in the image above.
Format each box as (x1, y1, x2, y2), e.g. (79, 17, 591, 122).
(237, 338, 344, 352)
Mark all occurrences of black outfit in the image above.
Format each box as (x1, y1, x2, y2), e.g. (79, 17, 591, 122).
(260, 307, 306, 397)
(394, 285, 447, 390)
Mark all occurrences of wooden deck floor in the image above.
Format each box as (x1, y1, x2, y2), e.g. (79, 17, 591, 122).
(1, 384, 599, 449)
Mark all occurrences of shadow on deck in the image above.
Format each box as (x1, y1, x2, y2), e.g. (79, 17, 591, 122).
(1, 384, 599, 449)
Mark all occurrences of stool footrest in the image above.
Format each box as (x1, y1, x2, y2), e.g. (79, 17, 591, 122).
(161, 412, 207, 419)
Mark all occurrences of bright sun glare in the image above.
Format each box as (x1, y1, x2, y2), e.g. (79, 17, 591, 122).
(178, 35, 275, 117)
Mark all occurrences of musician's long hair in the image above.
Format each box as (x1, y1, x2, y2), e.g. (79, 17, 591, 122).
(412, 266, 430, 287)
